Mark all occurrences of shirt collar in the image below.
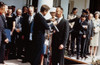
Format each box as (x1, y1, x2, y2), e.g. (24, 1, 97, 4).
(57, 16, 63, 23)
(39, 12, 44, 17)
(29, 13, 35, 17)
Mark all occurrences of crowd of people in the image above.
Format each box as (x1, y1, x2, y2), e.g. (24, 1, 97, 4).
(67, 7, 100, 60)
(0, 1, 69, 65)
(0, 1, 100, 65)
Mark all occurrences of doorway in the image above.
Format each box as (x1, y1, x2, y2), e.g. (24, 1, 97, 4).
(32, 0, 38, 12)
(90, 0, 100, 13)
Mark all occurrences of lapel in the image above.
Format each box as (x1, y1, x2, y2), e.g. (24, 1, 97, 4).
(1, 15, 7, 28)
(1, 15, 6, 23)
(57, 18, 64, 26)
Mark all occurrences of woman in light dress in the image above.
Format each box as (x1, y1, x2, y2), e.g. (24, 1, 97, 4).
(90, 11, 100, 57)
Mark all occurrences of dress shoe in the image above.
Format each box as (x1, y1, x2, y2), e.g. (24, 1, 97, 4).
(77, 56, 79, 59)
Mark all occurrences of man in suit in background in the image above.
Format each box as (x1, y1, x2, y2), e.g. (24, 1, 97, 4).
(22, 6, 35, 63)
(86, 14, 94, 56)
(0, 1, 9, 64)
(15, 9, 23, 59)
(52, 7, 69, 65)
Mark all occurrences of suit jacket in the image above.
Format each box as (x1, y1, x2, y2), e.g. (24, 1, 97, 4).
(22, 15, 34, 41)
(1, 15, 7, 28)
(33, 13, 50, 45)
(87, 20, 94, 39)
(52, 18, 69, 49)
(69, 18, 88, 35)
(15, 16, 23, 31)
(0, 15, 7, 45)
(78, 19, 88, 35)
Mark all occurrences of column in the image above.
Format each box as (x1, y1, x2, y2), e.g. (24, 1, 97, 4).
(37, 0, 53, 19)
(61, 0, 69, 19)
(30, 0, 32, 5)
(37, 0, 53, 12)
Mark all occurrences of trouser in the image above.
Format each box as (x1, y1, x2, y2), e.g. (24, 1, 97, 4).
(85, 38, 90, 54)
(66, 33, 71, 51)
(52, 48, 64, 65)
(76, 34, 82, 57)
(16, 33, 23, 59)
(0, 43, 6, 63)
(71, 32, 78, 55)
(77, 34, 87, 57)
(8, 32, 16, 59)
(23, 40, 32, 62)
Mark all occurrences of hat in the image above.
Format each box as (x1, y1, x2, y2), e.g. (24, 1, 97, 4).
(95, 11, 100, 15)
(81, 15, 86, 18)
(82, 9, 88, 14)
(50, 7, 56, 12)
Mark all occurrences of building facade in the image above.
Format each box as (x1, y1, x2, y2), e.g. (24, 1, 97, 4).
(1, 0, 100, 18)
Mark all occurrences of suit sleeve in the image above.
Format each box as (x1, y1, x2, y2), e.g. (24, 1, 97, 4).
(0, 19, 7, 41)
(91, 22, 94, 37)
(62, 20, 69, 47)
(2, 28, 7, 40)
(68, 17, 79, 23)
(40, 15, 50, 30)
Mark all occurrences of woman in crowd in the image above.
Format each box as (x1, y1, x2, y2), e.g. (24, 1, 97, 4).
(90, 11, 100, 57)
(6, 7, 16, 59)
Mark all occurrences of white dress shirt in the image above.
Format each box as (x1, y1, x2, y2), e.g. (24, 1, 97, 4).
(57, 16, 63, 24)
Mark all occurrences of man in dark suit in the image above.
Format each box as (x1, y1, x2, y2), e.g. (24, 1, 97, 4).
(71, 15, 88, 59)
(69, 15, 88, 59)
(22, 6, 35, 63)
(52, 7, 69, 65)
(30, 5, 52, 65)
(0, 2, 9, 64)
(79, 15, 88, 59)
(85, 14, 94, 55)
(15, 9, 23, 59)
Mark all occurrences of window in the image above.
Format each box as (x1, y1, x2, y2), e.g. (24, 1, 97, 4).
(53, 0, 61, 7)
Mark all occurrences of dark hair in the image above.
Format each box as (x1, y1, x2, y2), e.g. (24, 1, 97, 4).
(11, 5, 16, 8)
(0, 1, 5, 8)
(22, 6, 28, 13)
(71, 7, 77, 13)
(81, 15, 86, 18)
(82, 9, 88, 14)
(8, 6, 12, 9)
(40, 5, 50, 12)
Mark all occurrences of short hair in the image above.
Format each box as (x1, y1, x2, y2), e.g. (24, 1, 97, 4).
(29, 5, 34, 9)
(72, 7, 77, 12)
(81, 15, 86, 18)
(22, 6, 28, 12)
(29, 6, 34, 12)
(11, 5, 16, 8)
(8, 6, 12, 9)
(82, 9, 88, 14)
(0, 1, 5, 8)
(16, 8, 22, 12)
(40, 5, 50, 12)
(56, 6, 63, 12)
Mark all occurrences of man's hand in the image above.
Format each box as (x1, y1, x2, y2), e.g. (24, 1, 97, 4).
(16, 29, 20, 33)
(59, 44, 64, 50)
(10, 32, 13, 35)
(4, 38, 9, 44)
(53, 21, 57, 25)
(84, 26, 88, 29)
(83, 35, 86, 38)
(90, 37, 93, 40)
(50, 18, 55, 22)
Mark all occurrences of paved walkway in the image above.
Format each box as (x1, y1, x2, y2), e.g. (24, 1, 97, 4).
(0, 59, 31, 65)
